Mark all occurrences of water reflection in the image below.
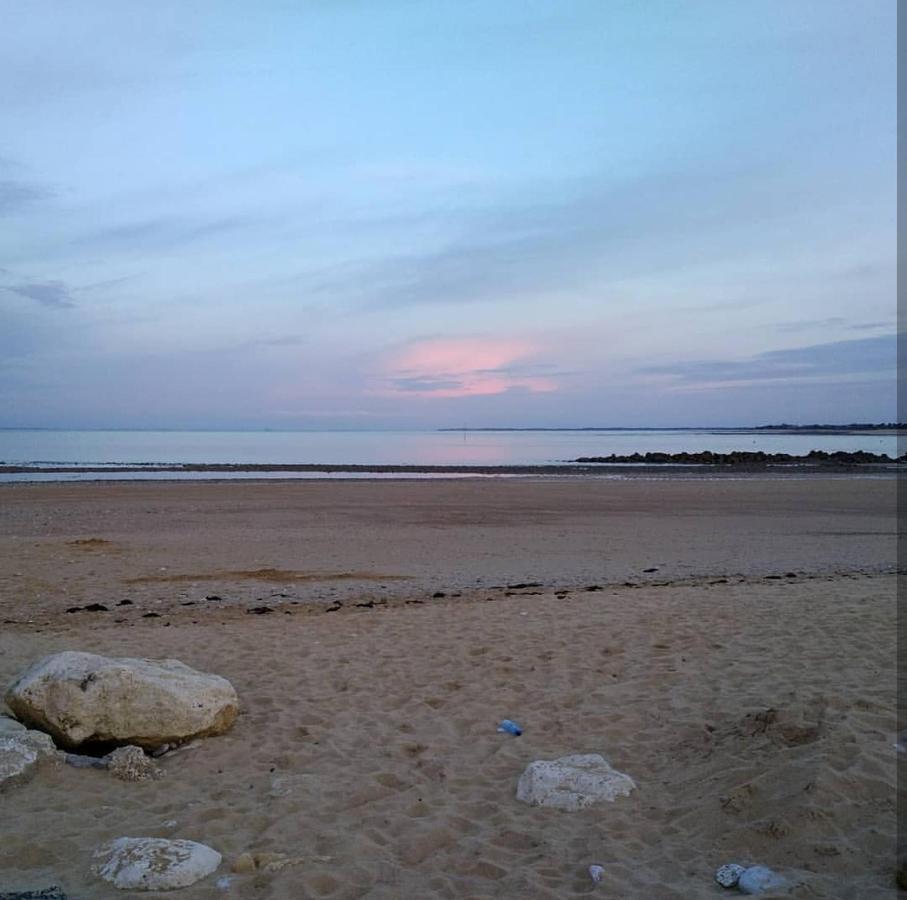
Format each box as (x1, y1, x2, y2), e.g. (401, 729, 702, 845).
(0, 428, 898, 468)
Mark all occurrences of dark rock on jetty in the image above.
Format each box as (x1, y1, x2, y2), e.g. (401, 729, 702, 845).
(575, 450, 903, 466)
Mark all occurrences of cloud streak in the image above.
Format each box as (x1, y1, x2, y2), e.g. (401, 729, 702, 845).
(68, 213, 266, 253)
(642, 334, 899, 387)
(5, 280, 75, 308)
(289, 161, 866, 313)
(0, 179, 50, 215)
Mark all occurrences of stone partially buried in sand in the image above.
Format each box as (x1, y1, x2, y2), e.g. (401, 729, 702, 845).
(5, 651, 238, 751)
(0, 727, 60, 789)
(516, 753, 636, 811)
(93, 837, 221, 891)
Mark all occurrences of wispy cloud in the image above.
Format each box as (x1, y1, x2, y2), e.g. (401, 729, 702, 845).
(643, 334, 899, 388)
(235, 335, 305, 351)
(0, 179, 51, 215)
(771, 316, 893, 334)
(284, 160, 872, 313)
(848, 321, 893, 331)
(773, 317, 847, 333)
(69, 213, 264, 252)
(392, 375, 464, 393)
(5, 280, 75, 309)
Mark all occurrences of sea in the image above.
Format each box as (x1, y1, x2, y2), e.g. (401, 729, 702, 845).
(0, 429, 900, 482)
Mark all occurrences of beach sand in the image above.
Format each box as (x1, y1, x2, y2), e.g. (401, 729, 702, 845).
(0, 477, 898, 898)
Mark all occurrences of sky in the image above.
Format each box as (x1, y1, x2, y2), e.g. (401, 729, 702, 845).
(0, 0, 898, 429)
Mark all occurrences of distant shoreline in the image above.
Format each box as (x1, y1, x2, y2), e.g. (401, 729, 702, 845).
(439, 425, 906, 434)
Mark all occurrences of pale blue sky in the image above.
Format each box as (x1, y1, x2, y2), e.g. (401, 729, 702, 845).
(0, 0, 897, 428)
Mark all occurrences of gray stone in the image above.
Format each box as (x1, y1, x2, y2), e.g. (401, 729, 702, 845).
(516, 753, 636, 811)
(64, 753, 107, 770)
(0, 715, 27, 736)
(5, 651, 238, 750)
(0, 729, 60, 789)
(715, 863, 746, 888)
(92, 837, 221, 891)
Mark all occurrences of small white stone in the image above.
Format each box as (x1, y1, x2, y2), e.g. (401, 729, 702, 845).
(738, 865, 787, 895)
(93, 837, 221, 891)
(589, 864, 605, 884)
(715, 863, 746, 888)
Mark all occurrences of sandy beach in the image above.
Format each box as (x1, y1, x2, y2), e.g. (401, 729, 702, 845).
(0, 476, 899, 898)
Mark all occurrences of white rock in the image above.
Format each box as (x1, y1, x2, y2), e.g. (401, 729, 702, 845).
(589, 863, 605, 883)
(5, 651, 239, 750)
(738, 865, 787, 895)
(0, 728, 60, 788)
(93, 837, 221, 891)
(516, 754, 636, 811)
(715, 863, 746, 888)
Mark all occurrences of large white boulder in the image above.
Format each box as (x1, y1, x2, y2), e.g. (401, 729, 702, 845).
(93, 837, 221, 891)
(516, 753, 636, 811)
(5, 652, 238, 750)
(0, 726, 60, 788)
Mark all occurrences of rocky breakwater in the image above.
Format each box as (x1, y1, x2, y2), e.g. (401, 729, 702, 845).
(575, 449, 902, 467)
(4, 651, 239, 752)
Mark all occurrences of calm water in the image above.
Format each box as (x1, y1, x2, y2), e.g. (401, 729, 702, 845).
(0, 429, 899, 481)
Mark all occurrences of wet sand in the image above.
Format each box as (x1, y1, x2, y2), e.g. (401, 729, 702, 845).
(0, 476, 899, 898)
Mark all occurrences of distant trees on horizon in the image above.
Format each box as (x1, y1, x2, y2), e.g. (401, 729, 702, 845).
(755, 423, 905, 431)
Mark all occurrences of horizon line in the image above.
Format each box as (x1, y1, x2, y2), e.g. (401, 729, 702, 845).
(0, 423, 902, 434)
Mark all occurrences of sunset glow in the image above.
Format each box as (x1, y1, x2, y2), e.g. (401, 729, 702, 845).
(383, 337, 558, 397)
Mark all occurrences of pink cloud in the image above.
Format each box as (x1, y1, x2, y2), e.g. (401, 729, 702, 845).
(381, 336, 557, 397)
